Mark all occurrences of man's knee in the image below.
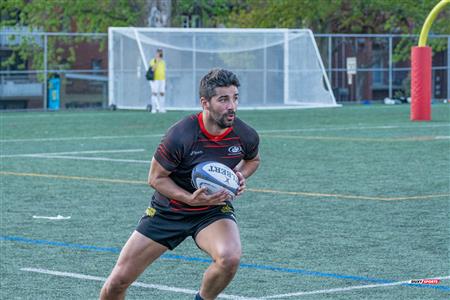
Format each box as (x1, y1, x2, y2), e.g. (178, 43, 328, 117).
(152, 93, 158, 96)
(159, 92, 165, 96)
(214, 252, 241, 274)
(103, 272, 133, 294)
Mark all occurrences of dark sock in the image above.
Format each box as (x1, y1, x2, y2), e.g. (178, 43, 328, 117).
(194, 292, 204, 300)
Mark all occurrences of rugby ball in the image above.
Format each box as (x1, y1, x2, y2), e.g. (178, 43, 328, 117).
(191, 161, 239, 200)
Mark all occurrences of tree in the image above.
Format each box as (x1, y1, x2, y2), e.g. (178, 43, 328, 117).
(226, 0, 448, 55)
(1, 0, 148, 33)
(226, 0, 449, 35)
(225, 0, 449, 99)
(0, 0, 149, 71)
(171, 0, 242, 28)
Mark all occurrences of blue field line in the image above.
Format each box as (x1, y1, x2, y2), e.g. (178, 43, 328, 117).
(2, 235, 449, 292)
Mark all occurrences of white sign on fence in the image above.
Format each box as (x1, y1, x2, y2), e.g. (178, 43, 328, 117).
(346, 57, 357, 85)
(346, 57, 357, 75)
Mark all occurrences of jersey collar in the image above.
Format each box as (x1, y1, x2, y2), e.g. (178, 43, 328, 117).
(197, 112, 233, 141)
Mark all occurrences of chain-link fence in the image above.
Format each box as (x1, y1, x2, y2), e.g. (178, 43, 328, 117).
(316, 34, 449, 103)
(0, 30, 108, 110)
(1, 30, 448, 109)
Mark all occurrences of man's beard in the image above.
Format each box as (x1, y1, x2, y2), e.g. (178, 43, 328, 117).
(212, 110, 235, 129)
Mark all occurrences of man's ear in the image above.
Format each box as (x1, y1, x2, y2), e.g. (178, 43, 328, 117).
(200, 97, 209, 110)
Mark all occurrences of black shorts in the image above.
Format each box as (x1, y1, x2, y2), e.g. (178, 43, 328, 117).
(136, 201, 237, 250)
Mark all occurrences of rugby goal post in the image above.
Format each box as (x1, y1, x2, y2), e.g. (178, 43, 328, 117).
(411, 0, 449, 121)
(108, 28, 338, 110)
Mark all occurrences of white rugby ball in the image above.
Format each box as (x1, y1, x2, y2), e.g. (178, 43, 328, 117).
(191, 161, 239, 200)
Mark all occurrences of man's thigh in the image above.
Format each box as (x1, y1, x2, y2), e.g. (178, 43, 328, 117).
(111, 231, 168, 280)
(194, 219, 241, 258)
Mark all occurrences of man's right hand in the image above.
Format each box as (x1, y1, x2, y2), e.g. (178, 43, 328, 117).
(189, 187, 230, 206)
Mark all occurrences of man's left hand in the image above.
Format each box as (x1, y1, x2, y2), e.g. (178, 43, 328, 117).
(235, 171, 246, 196)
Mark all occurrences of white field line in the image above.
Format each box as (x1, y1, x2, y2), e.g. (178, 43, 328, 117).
(1, 149, 146, 158)
(0, 134, 163, 143)
(1, 149, 149, 164)
(32, 215, 71, 220)
(2, 123, 449, 143)
(20, 268, 258, 300)
(258, 123, 450, 133)
(23, 155, 150, 164)
(0, 112, 126, 119)
(260, 275, 450, 299)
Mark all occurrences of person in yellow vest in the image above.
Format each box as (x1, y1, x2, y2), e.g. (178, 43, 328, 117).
(149, 48, 166, 113)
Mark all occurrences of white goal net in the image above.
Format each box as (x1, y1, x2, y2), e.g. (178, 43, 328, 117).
(108, 28, 337, 110)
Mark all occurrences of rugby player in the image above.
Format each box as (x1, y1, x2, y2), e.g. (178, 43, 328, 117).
(100, 68, 260, 300)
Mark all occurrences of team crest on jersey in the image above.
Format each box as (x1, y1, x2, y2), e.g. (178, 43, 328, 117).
(228, 145, 242, 154)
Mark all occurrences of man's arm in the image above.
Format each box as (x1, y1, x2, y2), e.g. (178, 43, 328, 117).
(148, 157, 230, 206)
(234, 153, 260, 179)
(233, 153, 261, 196)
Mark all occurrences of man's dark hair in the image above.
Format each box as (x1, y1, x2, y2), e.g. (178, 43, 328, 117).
(199, 68, 240, 100)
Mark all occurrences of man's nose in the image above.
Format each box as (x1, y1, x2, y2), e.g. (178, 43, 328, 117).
(226, 100, 236, 110)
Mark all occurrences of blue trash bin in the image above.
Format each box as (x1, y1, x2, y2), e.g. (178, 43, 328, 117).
(48, 77, 60, 110)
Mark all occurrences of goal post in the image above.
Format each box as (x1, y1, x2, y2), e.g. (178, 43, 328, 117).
(411, 0, 450, 121)
(108, 28, 338, 110)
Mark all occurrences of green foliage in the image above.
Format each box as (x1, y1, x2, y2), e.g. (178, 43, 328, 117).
(1, 0, 449, 73)
(0, 0, 148, 75)
(171, 0, 449, 62)
(172, 0, 243, 27)
(1, 0, 147, 32)
(227, 0, 450, 35)
(227, 0, 449, 62)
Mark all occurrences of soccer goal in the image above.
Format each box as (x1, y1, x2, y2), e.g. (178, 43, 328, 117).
(108, 28, 338, 110)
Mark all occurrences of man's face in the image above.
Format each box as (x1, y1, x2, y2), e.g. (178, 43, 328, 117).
(203, 85, 239, 129)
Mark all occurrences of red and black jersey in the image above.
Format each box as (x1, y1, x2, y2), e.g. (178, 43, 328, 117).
(153, 112, 259, 212)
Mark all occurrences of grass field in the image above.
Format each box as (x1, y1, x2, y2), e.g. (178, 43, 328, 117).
(1, 104, 449, 299)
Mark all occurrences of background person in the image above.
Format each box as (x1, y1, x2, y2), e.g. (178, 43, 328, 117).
(149, 48, 166, 113)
